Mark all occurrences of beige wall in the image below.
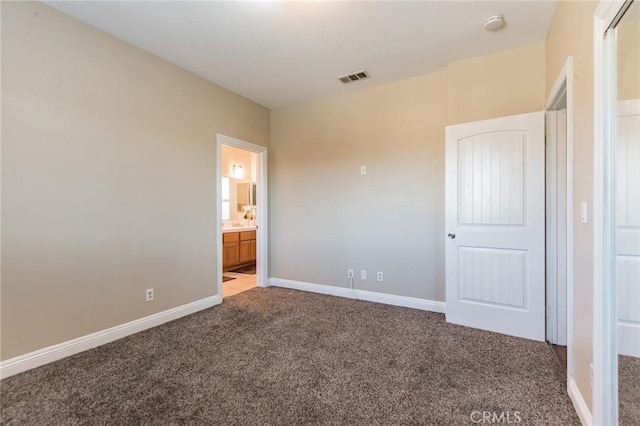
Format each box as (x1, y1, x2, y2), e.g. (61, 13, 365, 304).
(1, 1, 269, 360)
(545, 0, 598, 412)
(447, 43, 546, 125)
(270, 43, 547, 302)
(271, 71, 447, 300)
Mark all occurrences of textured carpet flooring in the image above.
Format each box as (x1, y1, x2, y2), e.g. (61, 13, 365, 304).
(620, 355, 640, 425)
(1, 287, 580, 425)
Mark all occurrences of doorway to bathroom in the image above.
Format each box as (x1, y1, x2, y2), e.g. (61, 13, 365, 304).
(216, 134, 268, 300)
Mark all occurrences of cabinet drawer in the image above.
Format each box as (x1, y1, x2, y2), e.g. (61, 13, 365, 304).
(240, 230, 256, 241)
(223, 232, 239, 243)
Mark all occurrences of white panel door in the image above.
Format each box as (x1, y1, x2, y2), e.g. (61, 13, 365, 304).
(445, 111, 545, 341)
(616, 99, 640, 358)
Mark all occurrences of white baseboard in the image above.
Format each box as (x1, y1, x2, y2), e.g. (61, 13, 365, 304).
(568, 378, 593, 426)
(268, 278, 445, 313)
(618, 321, 640, 358)
(0, 295, 221, 379)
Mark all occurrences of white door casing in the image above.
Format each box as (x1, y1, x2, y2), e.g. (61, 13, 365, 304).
(445, 111, 546, 341)
(216, 134, 268, 298)
(546, 109, 568, 346)
(616, 99, 640, 358)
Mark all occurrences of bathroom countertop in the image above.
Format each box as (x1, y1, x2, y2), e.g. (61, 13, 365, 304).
(222, 226, 257, 233)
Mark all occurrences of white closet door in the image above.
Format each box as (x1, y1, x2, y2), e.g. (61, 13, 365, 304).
(617, 99, 640, 358)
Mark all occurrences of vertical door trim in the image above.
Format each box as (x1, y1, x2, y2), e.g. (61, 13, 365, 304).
(593, 1, 627, 424)
(545, 110, 560, 343)
(545, 56, 575, 399)
(216, 134, 269, 299)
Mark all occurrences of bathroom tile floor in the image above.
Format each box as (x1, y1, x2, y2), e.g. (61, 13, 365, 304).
(222, 271, 256, 298)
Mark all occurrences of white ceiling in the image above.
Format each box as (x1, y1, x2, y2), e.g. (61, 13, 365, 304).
(46, 1, 557, 109)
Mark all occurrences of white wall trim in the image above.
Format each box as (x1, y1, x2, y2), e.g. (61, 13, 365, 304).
(596, 0, 628, 27)
(593, 1, 625, 423)
(0, 295, 221, 380)
(545, 55, 576, 401)
(268, 278, 446, 313)
(565, 57, 577, 411)
(216, 134, 268, 296)
(569, 378, 594, 426)
(546, 57, 572, 110)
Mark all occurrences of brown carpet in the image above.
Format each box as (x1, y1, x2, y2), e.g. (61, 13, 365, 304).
(620, 354, 640, 425)
(0, 287, 580, 425)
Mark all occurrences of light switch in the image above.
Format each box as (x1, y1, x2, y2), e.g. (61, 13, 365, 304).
(360, 165, 367, 175)
(581, 202, 588, 224)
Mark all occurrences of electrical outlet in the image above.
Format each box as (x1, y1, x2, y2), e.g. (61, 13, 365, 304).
(377, 272, 384, 282)
(145, 288, 154, 302)
(347, 269, 354, 279)
(360, 270, 367, 280)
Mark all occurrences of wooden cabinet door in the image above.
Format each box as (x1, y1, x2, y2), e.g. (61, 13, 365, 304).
(239, 240, 252, 264)
(250, 239, 257, 261)
(223, 242, 239, 268)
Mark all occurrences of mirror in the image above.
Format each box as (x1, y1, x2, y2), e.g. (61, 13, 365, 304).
(236, 182, 257, 212)
(221, 177, 256, 221)
(614, 1, 640, 423)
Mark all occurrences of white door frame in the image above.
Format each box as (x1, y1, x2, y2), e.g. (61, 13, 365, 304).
(593, 1, 628, 424)
(545, 109, 568, 346)
(545, 56, 575, 387)
(216, 134, 268, 298)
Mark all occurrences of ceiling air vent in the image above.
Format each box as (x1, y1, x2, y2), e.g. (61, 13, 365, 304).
(338, 70, 371, 84)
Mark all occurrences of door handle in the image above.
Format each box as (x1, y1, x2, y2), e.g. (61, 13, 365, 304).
(447, 233, 456, 239)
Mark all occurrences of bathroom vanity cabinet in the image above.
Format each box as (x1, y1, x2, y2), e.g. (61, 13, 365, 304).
(223, 230, 256, 271)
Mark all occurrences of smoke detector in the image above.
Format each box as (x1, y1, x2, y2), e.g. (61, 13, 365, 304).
(483, 15, 505, 31)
